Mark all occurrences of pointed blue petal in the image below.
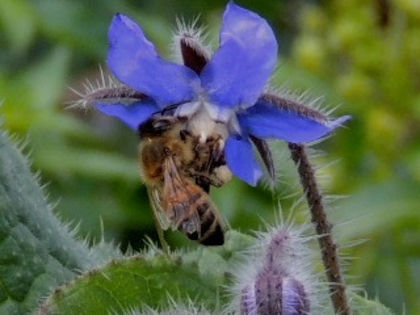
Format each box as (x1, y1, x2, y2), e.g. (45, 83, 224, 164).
(107, 14, 200, 107)
(96, 100, 159, 130)
(225, 135, 263, 186)
(238, 97, 351, 143)
(200, 2, 278, 110)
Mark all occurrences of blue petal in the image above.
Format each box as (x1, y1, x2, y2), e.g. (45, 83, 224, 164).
(225, 135, 263, 186)
(96, 100, 159, 130)
(238, 98, 351, 143)
(201, 2, 278, 111)
(107, 14, 200, 107)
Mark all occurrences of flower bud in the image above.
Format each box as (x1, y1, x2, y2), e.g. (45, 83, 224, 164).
(233, 224, 322, 315)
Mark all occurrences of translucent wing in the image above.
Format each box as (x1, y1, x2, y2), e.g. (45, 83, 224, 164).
(146, 186, 171, 231)
(161, 155, 201, 233)
(162, 155, 226, 245)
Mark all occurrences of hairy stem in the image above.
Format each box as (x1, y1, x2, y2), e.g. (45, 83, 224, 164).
(288, 143, 351, 315)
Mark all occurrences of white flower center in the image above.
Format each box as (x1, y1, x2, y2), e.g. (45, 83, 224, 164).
(175, 97, 239, 143)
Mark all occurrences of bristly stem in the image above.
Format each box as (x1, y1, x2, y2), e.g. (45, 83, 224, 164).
(288, 143, 351, 315)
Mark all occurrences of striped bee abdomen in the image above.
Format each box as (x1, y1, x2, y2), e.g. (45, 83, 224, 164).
(180, 196, 225, 246)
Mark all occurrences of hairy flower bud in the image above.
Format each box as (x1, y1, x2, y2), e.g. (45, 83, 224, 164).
(240, 285, 257, 315)
(232, 224, 323, 315)
(281, 277, 310, 315)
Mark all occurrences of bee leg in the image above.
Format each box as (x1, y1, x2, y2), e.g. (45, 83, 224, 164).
(189, 166, 232, 188)
(147, 190, 170, 254)
(152, 213, 169, 255)
(201, 136, 224, 172)
(185, 168, 212, 190)
(179, 129, 192, 142)
(207, 165, 232, 187)
(139, 115, 179, 137)
(211, 137, 225, 166)
(195, 175, 211, 193)
(202, 137, 225, 180)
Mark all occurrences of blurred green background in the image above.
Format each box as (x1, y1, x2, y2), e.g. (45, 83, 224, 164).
(0, 0, 419, 313)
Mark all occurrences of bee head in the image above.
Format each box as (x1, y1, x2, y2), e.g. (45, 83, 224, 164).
(138, 115, 180, 138)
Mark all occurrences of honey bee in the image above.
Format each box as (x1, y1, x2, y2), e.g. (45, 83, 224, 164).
(138, 114, 231, 246)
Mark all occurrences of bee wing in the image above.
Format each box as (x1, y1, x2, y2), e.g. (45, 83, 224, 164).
(146, 186, 172, 231)
(161, 155, 227, 245)
(162, 155, 201, 233)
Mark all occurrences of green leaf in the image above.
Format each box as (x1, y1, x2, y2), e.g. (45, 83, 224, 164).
(39, 254, 224, 314)
(351, 293, 394, 315)
(40, 231, 254, 314)
(0, 130, 98, 313)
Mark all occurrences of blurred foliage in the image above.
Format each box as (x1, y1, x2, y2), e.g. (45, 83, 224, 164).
(0, 0, 419, 313)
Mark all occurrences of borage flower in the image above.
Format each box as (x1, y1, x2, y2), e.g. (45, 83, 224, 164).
(81, 2, 350, 186)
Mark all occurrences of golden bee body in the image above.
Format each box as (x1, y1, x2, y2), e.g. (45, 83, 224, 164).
(139, 115, 230, 245)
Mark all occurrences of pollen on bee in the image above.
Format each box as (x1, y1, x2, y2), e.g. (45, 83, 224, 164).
(213, 165, 232, 185)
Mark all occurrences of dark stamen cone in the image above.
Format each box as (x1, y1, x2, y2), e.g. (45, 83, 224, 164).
(180, 37, 209, 74)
